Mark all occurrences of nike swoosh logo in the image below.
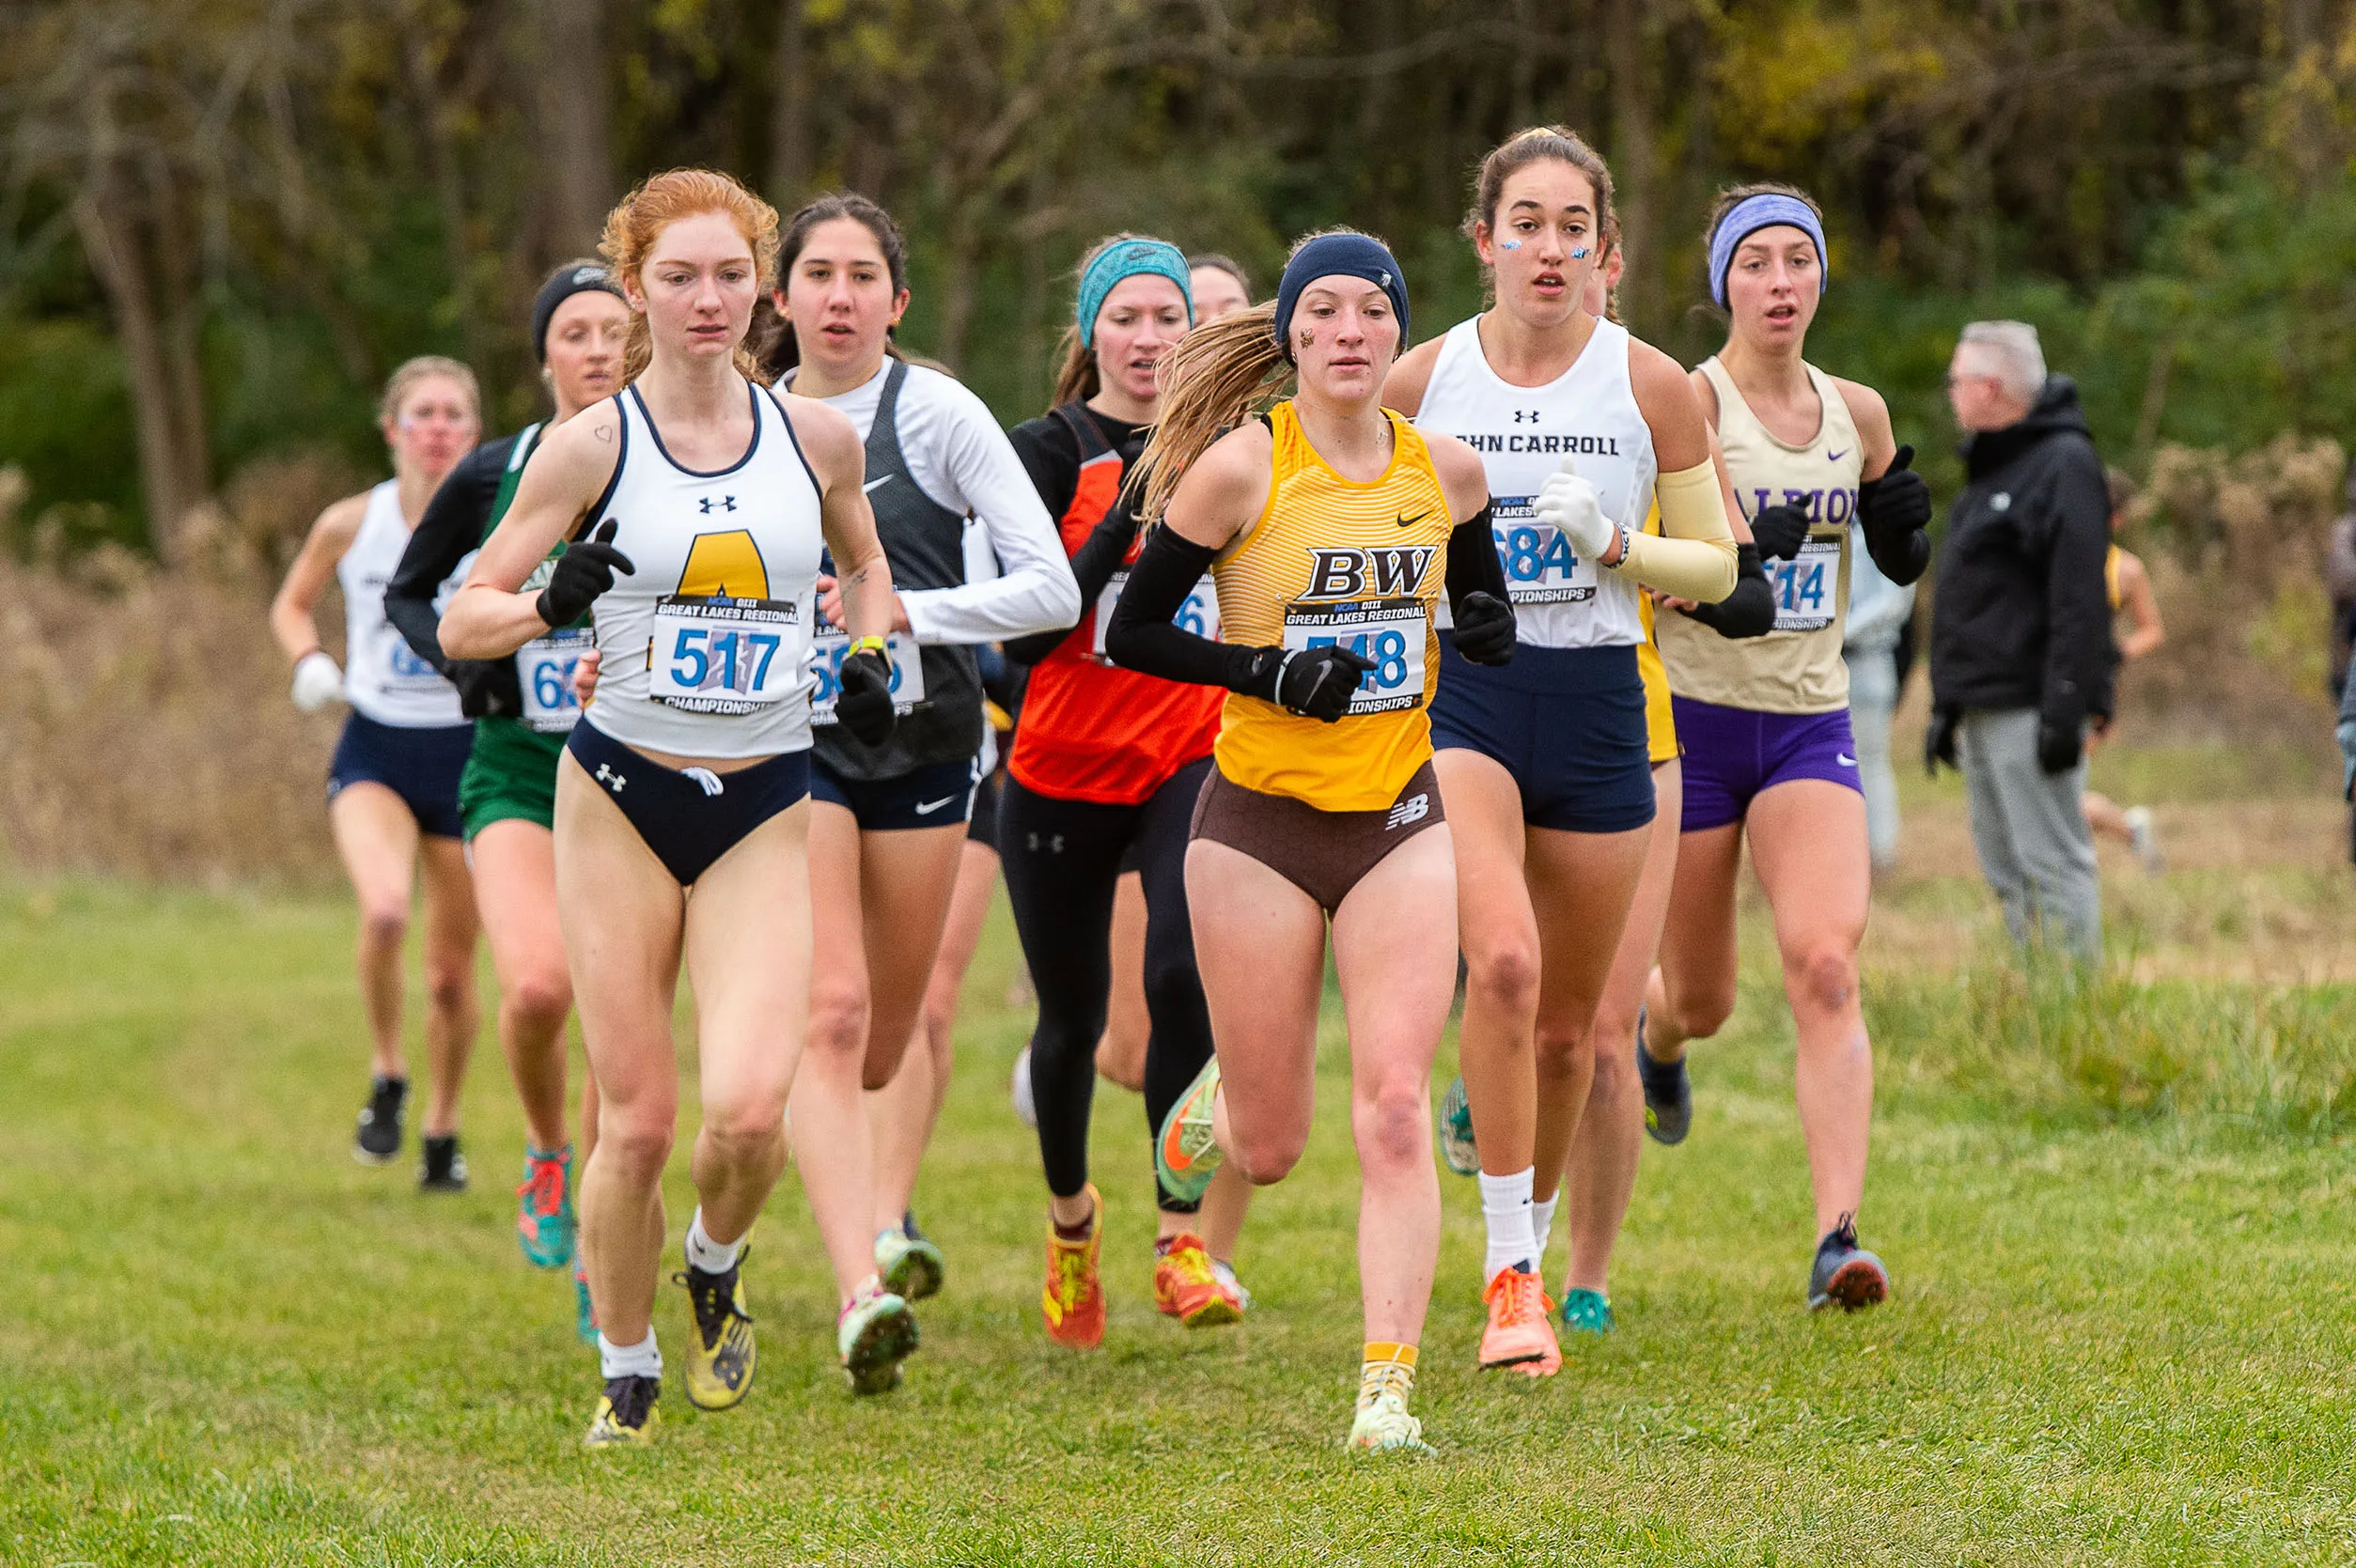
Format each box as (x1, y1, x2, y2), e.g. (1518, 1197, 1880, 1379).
(1395, 510, 1431, 528)
(913, 796, 957, 815)
(1827, 449, 1849, 461)
(863, 474, 895, 493)
(1837, 753, 1858, 767)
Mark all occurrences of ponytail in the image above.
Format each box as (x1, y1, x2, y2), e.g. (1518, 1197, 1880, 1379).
(1131, 302, 1289, 523)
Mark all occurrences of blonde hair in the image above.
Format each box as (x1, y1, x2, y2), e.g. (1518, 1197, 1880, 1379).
(599, 168, 782, 385)
(377, 355, 479, 426)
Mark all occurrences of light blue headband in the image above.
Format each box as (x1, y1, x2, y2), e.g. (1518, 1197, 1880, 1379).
(1076, 239, 1194, 348)
(1708, 194, 1828, 309)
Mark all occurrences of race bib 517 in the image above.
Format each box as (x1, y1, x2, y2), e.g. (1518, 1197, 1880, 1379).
(648, 595, 801, 715)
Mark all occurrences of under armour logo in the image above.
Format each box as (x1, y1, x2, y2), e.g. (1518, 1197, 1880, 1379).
(1025, 832, 1066, 853)
(595, 764, 626, 794)
(1386, 792, 1430, 831)
(698, 495, 739, 514)
(1512, 410, 1541, 425)
(682, 767, 725, 797)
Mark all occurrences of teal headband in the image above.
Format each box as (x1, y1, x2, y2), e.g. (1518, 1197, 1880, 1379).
(1076, 239, 1194, 349)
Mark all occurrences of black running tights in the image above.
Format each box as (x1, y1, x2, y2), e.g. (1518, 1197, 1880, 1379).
(999, 756, 1215, 1213)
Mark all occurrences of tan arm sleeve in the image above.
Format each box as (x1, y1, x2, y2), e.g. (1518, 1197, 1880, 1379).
(1606, 458, 1739, 603)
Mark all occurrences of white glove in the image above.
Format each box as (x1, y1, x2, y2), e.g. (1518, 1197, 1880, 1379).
(290, 649, 345, 713)
(1534, 457, 1615, 565)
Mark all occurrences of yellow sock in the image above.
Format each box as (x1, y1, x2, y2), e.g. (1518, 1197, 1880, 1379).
(1358, 1342, 1418, 1409)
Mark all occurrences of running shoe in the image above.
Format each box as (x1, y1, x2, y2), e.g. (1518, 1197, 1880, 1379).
(1155, 1058, 1225, 1205)
(1560, 1287, 1615, 1336)
(1041, 1185, 1105, 1351)
(352, 1075, 407, 1165)
(2126, 805, 2167, 874)
(419, 1133, 468, 1193)
(875, 1213, 944, 1302)
(572, 1256, 598, 1346)
(1347, 1392, 1436, 1457)
(1478, 1265, 1559, 1374)
(837, 1277, 919, 1394)
(1010, 1046, 1038, 1129)
(1154, 1234, 1243, 1328)
(1437, 1074, 1478, 1176)
(1807, 1213, 1889, 1312)
(515, 1147, 575, 1269)
(675, 1250, 757, 1411)
(1210, 1257, 1254, 1312)
(1637, 1011, 1692, 1147)
(583, 1374, 659, 1448)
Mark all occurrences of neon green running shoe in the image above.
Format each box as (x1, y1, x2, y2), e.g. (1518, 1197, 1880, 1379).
(583, 1374, 659, 1448)
(837, 1278, 918, 1395)
(1437, 1075, 1478, 1175)
(1155, 1056, 1225, 1205)
(1560, 1287, 1615, 1336)
(1347, 1392, 1436, 1457)
(515, 1146, 575, 1270)
(675, 1251, 757, 1412)
(874, 1213, 944, 1302)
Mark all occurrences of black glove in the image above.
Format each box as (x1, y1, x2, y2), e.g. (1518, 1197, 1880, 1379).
(1748, 502, 1812, 562)
(449, 658, 523, 720)
(1683, 543, 1775, 639)
(1451, 590, 1517, 665)
(2037, 713, 2083, 775)
(1925, 706, 1960, 775)
(1273, 644, 1377, 722)
(1860, 444, 1932, 585)
(835, 648, 897, 746)
(536, 518, 634, 628)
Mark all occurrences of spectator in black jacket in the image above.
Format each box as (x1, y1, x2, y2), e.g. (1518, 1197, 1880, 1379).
(1927, 321, 2116, 963)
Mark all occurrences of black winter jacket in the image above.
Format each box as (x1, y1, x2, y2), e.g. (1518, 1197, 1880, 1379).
(1928, 378, 2116, 729)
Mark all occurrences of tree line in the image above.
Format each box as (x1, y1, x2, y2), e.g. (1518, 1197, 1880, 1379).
(3, 0, 2350, 560)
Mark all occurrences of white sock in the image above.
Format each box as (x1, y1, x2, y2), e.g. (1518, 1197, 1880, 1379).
(1530, 1193, 1559, 1265)
(683, 1208, 745, 1275)
(598, 1329, 662, 1381)
(1478, 1167, 1537, 1279)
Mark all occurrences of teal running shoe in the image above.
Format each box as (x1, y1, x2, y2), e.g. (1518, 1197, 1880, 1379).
(1437, 1075, 1478, 1175)
(1154, 1056, 1225, 1205)
(837, 1279, 919, 1395)
(1560, 1287, 1615, 1336)
(875, 1213, 944, 1302)
(515, 1146, 575, 1270)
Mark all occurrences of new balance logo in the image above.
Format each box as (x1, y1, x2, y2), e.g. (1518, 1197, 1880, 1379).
(1386, 792, 1431, 831)
(1304, 547, 1435, 599)
(698, 495, 739, 514)
(682, 767, 726, 797)
(594, 764, 627, 794)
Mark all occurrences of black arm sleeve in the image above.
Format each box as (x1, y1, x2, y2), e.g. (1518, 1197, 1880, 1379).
(1103, 525, 1282, 697)
(386, 438, 512, 674)
(1443, 505, 1506, 615)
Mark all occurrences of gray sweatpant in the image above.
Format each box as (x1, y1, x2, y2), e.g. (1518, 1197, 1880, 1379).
(1956, 706, 2101, 963)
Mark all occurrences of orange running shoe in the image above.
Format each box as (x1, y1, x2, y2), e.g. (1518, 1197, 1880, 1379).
(1478, 1265, 1559, 1375)
(1153, 1234, 1243, 1328)
(1041, 1184, 1105, 1350)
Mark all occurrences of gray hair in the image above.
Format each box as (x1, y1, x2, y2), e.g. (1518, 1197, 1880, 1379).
(1957, 320, 2047, 403)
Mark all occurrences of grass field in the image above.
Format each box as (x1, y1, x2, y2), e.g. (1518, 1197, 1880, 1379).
(6, 746, 2356, 1565)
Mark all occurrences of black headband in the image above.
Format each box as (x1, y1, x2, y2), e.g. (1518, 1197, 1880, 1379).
(531, 264, 624, 364)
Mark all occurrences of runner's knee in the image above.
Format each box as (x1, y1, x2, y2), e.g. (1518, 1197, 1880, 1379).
(1352, 1073, 1429, 1172)
(423, 955, 473, 1014)
(1531, 1017, 1599, 1079)
(1785, 943, 1859, 1017)
(595, 1108, 675, 1184)
(698, 1085, 788, 1153)
(505, 968, 572, 1037)
(1463, 935, 1542, 1021)
(804, 975, 872, 1063)
(358, 898, 409, 951)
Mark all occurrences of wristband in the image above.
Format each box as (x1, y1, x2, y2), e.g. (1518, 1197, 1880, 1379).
(1603, 521, 1633, 570)
(848, 635, 888, 658)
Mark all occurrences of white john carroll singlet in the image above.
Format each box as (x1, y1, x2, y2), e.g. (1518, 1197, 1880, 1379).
(582, 380, 828, 760)
(1414, 315, 1656, 649)
(338, 479, 464, 728)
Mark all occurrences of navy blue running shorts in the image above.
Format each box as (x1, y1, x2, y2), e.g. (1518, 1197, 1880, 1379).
(811, 753, 980, 832)
(565, 722, 811, 886)
(1429, 633, 1656, 835)
(327, 711, 473, 840)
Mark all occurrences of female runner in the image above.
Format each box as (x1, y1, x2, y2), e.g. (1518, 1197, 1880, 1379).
(1383, 128, 1749, 1373)
(386, 261, 628, 1340)
(439, 169, 908, 1446)
(270, 356, 486, 1191)
(758, 194, 1077, 1305)
(1642, 183, 1932, 1311)
(996, 235, 1251, 1348)
(1120, 230, 1518, 1453)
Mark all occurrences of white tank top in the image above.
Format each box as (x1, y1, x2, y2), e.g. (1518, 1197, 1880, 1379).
(582, 380, 828, 760)
(1413, 315, 1655, 649)
(1656, 357, 1862, 714)
(337, 479, 464, 727)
